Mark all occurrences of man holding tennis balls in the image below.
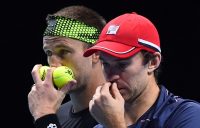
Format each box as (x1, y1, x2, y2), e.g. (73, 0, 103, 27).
(28, 5, 106, 128)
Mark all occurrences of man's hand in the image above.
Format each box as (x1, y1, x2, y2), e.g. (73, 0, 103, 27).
(28, 64, 76, 120)
(89, 82, 126, 128)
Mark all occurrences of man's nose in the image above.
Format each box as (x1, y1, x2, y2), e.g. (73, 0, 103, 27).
(48, 55, 62, 67)
(105, 67, 120, 82)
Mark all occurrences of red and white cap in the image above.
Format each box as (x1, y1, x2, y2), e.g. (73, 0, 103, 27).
(83, 12, 161, 58)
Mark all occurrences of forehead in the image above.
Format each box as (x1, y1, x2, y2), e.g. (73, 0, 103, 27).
(43, 36, 85, 50)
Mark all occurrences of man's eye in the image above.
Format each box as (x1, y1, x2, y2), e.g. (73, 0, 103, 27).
(101, 60, 109, 67)
(45, 50, 52, 56)
(102, 62, 109, 67)
(58, 50, 70, 57)
(60, 50, 69, 55)
(118, 62, 129, 69)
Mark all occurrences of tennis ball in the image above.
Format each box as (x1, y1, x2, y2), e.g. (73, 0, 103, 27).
(39, 66, 50, 80)
(53, 66, 75, 89)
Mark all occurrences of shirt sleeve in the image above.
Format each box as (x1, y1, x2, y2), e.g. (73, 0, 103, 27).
(93, 124, 104, 128)
(166, 101, 200, 128)
(34, 114, 62, 128)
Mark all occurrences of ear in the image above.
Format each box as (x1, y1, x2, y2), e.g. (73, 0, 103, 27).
(148, 52, 161, 74)
(92, 52, 100, 64)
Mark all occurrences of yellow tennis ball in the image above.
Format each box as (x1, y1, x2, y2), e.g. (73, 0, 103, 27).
(53, 66, 75, 89)
(39, 66, 50, 80)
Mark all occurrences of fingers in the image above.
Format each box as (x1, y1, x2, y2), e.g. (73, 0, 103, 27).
(44, 67, 54, 82)
(90, 86, 103, 103)
(110, 83, 123, 100)
(31, 64, 55, 88)
(89, 96, 94, 110)
(93, 82, 123, 101)
(94, 86, 103, 97)
(59, 80, 77, 95)
(89, 85, 100, 115)
(28, 84, 38, 101)
(100, 82, 112, 98)
(92, 82, 112, 102)
(31, 64, 42, 84)
(29, 84, 37, 94)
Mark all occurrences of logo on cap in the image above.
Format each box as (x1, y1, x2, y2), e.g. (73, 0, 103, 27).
(106, 25, 119, 35)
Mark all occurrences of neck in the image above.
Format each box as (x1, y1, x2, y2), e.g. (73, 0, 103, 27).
(70, 86, 95, 112)
(124, 78, 160, 125)
(70, 62, 106, 113)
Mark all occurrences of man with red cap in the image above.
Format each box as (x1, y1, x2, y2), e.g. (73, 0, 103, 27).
(84, 12, 200, 128)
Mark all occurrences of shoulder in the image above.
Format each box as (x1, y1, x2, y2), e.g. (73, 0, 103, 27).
(175, 99, 200, 113)
(175, 100, 200, 118)
(166, 99, 200, 127)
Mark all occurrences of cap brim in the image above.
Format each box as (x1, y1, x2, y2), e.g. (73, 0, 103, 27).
(83, 41, 142, 58)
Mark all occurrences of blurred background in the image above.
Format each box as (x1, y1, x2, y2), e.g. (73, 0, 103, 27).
(1, 0, 199, 127)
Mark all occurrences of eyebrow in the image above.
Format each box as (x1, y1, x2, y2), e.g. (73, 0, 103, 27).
(43, 43, 73, 51)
